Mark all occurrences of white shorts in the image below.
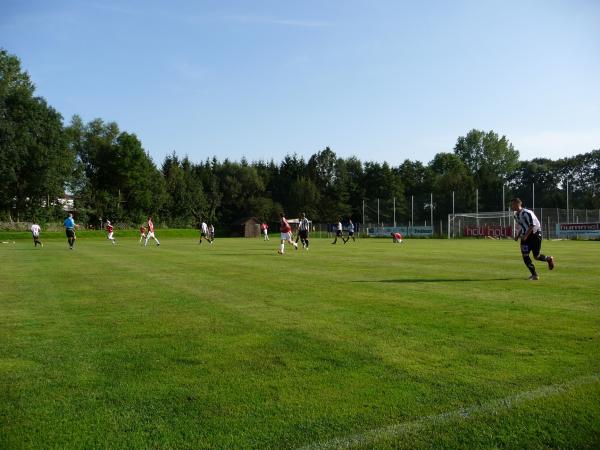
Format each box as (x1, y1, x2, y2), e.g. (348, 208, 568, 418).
(108, 232, 114, 239)
(147, 231, 155, 239)
(281, 232, 292, 241)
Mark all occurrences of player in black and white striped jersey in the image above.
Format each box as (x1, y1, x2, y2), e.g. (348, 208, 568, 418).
(297, 212, 310, 250)
(511, 198, 555, 280)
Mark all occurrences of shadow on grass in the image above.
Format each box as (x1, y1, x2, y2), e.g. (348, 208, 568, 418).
(354, 277, 513, 283)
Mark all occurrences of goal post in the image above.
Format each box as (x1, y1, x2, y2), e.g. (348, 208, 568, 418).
(448, 211, 515, 239)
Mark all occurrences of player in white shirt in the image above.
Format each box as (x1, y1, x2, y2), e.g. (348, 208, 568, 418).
(260, 222, 269, 240)
(331, 219, 343, 244)
(511, 198, 555, 280)
(297, 212, 310, 250)
(30, 223, 42, 247)
(199, 221, 212, 244)
(144, 216, 160, 247)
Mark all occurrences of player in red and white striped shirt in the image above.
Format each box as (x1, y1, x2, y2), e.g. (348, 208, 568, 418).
(139, 224, 146, 244)
(144, 216, 160, 247)
(278, 213, 298, 254)
(391, 232, 403, 243)
(106, 220, 116, 245)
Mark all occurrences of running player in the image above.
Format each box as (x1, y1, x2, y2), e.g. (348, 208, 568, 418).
(106, 220, 116, 245)
(144, 216, 160, 247)
(331, 219, 343, 244)
(344, 219, 356, 243)
(261, 222, 269, 241)
(139, 224, 146, 244)
(64, 213, 76, 250)
(31, 222, 42, 247)
(297, 212, 310, 250)
(511, 198, 554, 280)
(199, 221, 212, 244)
(278, 213, 298, 254)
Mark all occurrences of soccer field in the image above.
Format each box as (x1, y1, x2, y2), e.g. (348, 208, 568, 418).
(1, 235, 599, 449)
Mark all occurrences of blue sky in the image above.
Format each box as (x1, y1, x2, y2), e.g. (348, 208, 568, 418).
(2, 0, 599, 166)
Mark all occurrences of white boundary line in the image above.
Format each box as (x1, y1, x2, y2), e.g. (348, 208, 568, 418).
(298, 374, 600, 450)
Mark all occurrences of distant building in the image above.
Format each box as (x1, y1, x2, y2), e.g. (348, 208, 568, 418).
(57, 194, 76, 212)
(231, 217, 261, 238)
(38, 193, 75, 211)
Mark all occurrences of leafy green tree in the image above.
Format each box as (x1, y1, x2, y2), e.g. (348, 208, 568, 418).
(362, 161, 405, 225)
(554, 150, 600, 210)
(508, 159, 561, 208)
(196, 157, 223, 223)
(397, 159, 432, 223)
(162, 153, 207, 226)
(344, 156, 365, 221)
(307, 147, 337, 190)
(0, 48, 73, 222)
(306, 147, 352, 221)
(454, 129, 519, 211)
(286, 176, 320, 219)
(66, 118, 165, 224)
(428, 152, 475, 216)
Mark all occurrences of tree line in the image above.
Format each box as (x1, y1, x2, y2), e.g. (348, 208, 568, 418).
(2, 48, 599, 229)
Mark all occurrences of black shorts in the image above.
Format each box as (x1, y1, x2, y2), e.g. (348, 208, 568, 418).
(348, 231, 354, 236)
(521, 232, 542, 257)
(299, 230, 308, 239)
(336, 230, 343, 237)
(66, 228, 75, 238)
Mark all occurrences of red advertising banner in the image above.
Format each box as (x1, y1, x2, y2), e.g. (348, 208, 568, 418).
(464, 225, 512, 237)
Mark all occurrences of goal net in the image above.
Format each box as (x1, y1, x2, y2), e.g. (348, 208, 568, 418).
(448, 211, 515, 238)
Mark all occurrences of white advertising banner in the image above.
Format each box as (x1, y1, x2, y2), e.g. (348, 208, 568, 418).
(367, 226, 433, 237)
(556, 223, 600, 238)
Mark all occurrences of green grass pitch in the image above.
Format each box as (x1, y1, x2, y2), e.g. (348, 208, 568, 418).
(1, 232, 599, 449)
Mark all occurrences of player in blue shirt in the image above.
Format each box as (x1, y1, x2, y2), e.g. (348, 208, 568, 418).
(64, 213, 76, 250)
(343, 219, 356, 243)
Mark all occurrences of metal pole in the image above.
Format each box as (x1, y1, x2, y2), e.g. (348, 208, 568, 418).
(476, 188, 479, 227)
(452, 191, 455, 238)
(411, 195, 414, 237)
(362, 199, 365, 232)
(430, 192, 433, 234)
(532, 183, 535, 212)
(393, 197, 396, 227)
(377, 198, 380, 226)
(566, 179, 569, 222)
(502, 183, 505, 228)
